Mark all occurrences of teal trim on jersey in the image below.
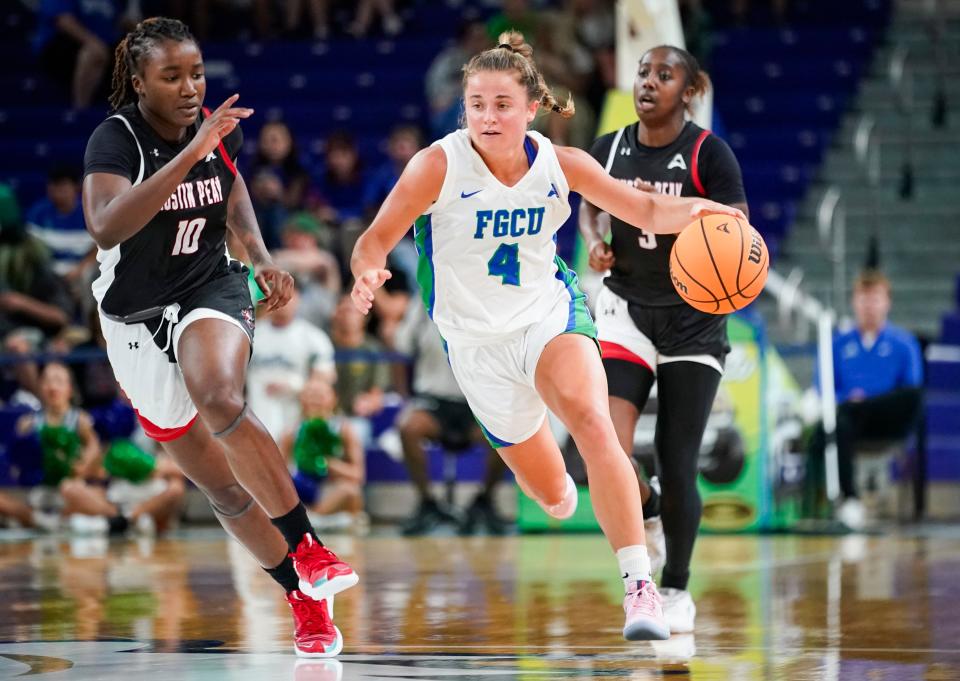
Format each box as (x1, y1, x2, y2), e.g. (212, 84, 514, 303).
(413, 214, 436, 319)
(553, 256, 597, 339)
(477, 419, 514, 449)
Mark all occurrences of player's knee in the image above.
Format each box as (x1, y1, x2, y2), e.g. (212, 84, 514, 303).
(567, 406, 613, 444)
(195, 384, 245, 429)
(204, 483, 253, 517)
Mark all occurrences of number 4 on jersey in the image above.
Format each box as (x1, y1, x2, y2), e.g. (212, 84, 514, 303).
(488, 242, 520, 286)
(172, 218, 207, 255)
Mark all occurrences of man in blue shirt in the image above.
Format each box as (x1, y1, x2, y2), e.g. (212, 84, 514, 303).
(25, 165, 94, 283)
(809, 270, 923, 527)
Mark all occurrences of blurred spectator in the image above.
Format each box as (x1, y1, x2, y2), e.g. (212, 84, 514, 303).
(33, 0, 122, 109)
(316, 130, 367, 264)
(271, 214, 342, 328)
(425, 19, 491, 138)
(247, 121, 313, 249)
(283, 0, 332, 39)
(251, 122, 312, 213)
(529, 11, 596, 149)
(330, 294, 392, 429)
(565, 0, 616, 112)
(347, 0, 403, 38)
(679, 0, 712, 68)
(808, 271, 924, 529)
(25, 164, 96, 288)
(248, 169, 289, 252)
(62, 450, 186, 536)
(363, 124, 424, 220)
(247, 286, 336, 441)
(0, 184, 74, 341)
(394, 301, 508, 535)
(73, 309, 119, 410)
(1, 331, 41, 408)
(10, 362, 101, 529)
(363, 124, 423, 291)
(486, 0, 539, 44)
(0, 492, 37, 529)
(282, 375, 366, 532)
(369, 254, 411, 349)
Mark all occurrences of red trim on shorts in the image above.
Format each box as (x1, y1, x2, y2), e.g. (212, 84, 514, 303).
(691, 130, 711, 197)
(136, 410, 197, 442)
(201, 107, 238, 177)
(599, 341, 652, 371)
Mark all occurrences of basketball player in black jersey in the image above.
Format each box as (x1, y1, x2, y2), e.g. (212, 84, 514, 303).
(81, 18, 356, 657)
(580, 45, 748, 635)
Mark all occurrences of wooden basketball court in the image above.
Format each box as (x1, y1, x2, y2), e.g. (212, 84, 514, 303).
(0, 528, 958, 679)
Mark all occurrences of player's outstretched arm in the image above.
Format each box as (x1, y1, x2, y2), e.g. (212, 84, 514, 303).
(557, 145, 745, 235)
(350, 145, 446, 313)
(83, 94, 253, 250)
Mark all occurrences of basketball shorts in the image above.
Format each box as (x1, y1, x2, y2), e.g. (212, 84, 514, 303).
(445, 288, 596, 448)
(99, 260, 255, 441)
(595, 285, 729, 375)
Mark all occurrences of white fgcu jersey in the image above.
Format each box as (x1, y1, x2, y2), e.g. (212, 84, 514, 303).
(414, 129, 580, 343)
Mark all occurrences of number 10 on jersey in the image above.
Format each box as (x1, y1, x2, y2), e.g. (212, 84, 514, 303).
(172, 218, 207, 255)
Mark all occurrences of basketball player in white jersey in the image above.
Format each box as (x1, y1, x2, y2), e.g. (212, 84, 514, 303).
(350, 31, 744, 641)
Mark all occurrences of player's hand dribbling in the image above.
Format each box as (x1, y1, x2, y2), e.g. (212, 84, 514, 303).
(188, 94, 253, 163)
(689, 200, 746, 221)
(588, 241, 615, 272)
(351, 269, 392, 314)
(255, 262, 294, 313)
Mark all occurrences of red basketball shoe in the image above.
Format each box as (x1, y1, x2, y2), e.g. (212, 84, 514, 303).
(291, 534, 359, 601)
(286, 590, 343, 658)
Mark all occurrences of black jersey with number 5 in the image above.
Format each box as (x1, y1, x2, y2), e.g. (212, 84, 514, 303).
(588, 121, 746, 307)
(83, 103, 243, 318)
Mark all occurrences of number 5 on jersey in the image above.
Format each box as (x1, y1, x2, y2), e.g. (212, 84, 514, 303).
(488, 243, 520, 286)
(172, 218, 207, 255)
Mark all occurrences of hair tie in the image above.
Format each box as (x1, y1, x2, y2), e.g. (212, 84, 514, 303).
(498, 43, 513, 51)
(551, 103, 563, 113)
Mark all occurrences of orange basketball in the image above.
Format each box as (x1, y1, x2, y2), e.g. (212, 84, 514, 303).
(669, 214, 769, 314)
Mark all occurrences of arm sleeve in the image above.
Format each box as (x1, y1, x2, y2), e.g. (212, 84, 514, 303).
(83, 118, 141, 182)
(699, 135, 747, 206)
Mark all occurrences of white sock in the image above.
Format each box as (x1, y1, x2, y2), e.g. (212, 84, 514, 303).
(617, 545, 652, 591)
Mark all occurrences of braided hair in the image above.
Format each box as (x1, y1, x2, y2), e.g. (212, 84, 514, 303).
(462, 30, 575, 119)
(109, 17, 197, 111)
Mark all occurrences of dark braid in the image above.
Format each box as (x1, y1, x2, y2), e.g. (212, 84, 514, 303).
(109, 17, 196, 111)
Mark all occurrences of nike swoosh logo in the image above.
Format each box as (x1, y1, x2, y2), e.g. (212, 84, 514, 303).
(460, 189, 483, 198)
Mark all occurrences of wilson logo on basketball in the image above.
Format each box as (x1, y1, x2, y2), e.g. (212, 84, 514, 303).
(668, 215, 769, 315)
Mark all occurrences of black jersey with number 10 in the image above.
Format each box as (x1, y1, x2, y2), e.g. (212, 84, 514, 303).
(83, 103, 243, 319)
(588, 121, 746, 307)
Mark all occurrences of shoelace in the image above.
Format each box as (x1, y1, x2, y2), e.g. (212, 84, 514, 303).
(291, 596, 333, 637)
(627, 582, 661, 618)
(293, 542, 339, 575)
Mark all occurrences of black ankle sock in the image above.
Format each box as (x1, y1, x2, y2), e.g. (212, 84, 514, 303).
(264, 554, 301, 593)
(107, 515, 129, 535)
(270, 502, 320, 553)
(642, 486, 661, 519)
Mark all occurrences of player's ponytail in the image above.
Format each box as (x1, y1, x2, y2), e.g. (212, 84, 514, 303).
(109, 35, 134, 111)
(462, 30, 575, 119)
(108, 17, 197, 112)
